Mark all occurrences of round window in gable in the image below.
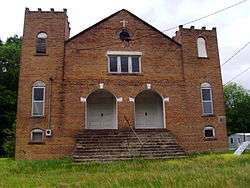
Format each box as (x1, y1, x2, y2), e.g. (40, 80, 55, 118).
(119, 29, 131, 42)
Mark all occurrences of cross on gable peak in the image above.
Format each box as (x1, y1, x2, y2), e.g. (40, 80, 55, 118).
(120, 19, 128, 27)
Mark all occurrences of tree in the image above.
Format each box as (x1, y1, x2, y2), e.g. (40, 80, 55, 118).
(0, 35, 21, 156)
(224, 83, 250, 135)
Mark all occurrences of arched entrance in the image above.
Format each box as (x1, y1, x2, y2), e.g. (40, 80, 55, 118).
(86, 89, 117, 129)
(135, 90, 164, 129)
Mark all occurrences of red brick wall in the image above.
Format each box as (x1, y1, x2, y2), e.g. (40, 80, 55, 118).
(15, 9, 227, 160)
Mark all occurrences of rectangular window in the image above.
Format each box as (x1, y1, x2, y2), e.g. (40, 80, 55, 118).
(109, 56, 118, 72)
(32, 87, 45, 116)
(132, 56, 140, 72)
(120, 56, 129, 72)
(201, 88, 213, 115)
(36, 38, 46, 54)
(108, 54, 141, 74)
(32, 131, 43, 142)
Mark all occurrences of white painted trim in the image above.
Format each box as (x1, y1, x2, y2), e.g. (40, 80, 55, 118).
(99, 83, 104, 89)
(80, 97, 86, 102)
(107, 51, 142, 56)
(129, 97, 135, 102)
(201, 85, 214, 115)
(31, 86, 45, 117)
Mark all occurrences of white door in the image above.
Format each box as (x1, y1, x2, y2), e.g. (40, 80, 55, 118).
(87, 90, 117, 129)
(135, 90, 164, 129)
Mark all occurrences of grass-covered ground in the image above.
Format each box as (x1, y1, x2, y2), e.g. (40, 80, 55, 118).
(0, 152, 249, 188)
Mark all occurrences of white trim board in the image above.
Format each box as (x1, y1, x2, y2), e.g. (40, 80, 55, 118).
(107, 51, 142, 56)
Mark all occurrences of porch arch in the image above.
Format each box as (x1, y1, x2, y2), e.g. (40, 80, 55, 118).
(86, 89, 117, 129)
(135, 89, 165, 129)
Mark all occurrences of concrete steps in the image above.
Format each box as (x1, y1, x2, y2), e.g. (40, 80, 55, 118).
(72, 129, 186, 162)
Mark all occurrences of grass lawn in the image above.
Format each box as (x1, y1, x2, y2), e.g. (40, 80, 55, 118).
(0, 152, 249, 188)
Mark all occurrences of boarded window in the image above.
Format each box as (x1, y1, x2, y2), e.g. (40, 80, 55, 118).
(197, 37, 207, 58)
(36, 32, 47, 54)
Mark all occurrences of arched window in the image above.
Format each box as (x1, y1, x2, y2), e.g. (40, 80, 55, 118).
(30, 128, 44, 142)
(32, 81, 45, 116)
(201, 83, 213, 115)
(197, 37, 207, 58)
(36, 32, 47, 54)
(204, 126, 215, 138)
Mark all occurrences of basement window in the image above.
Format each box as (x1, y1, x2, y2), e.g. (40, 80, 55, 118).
(204, 126, 215, 138)
(107, 51, 142, 74)
(30, 129, 44, 143)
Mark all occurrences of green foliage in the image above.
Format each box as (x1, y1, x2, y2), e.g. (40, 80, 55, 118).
(0, 153, 249, 187)
(0, 35, 21, 156)
(224, 83, 250, 135)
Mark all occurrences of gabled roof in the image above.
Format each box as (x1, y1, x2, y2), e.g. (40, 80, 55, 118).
(66, 9, 180, 46)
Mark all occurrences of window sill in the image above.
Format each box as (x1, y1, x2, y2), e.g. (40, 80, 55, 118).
(30, 116, 46, 119)
(201, 114, 215, 117)
(34, 53, 49, 56)
(107, 73, 143, 76)
(203, 137, 217, 141)
(28, 141, 45, 145)
(198, 57, 209, 59)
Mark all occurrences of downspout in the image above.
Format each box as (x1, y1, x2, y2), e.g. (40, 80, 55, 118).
(48, 77, 53, 129)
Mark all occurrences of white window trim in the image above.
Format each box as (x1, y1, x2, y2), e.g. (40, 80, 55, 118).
(108, 55, 141, 74)
(30, 128, 44, 142)
(201, 86, 214, 115)
(107, 51, 142, 56)
(32, 86, 45, 117)
(204, 126, 215, 138)
(197, 37, 208, 58)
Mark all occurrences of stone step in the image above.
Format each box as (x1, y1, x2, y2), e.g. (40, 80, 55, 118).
(75, 143, 181, 149)
(73, 129, 186, 162)
(74, 148, 184, 154)
(73, 151, 185, 160)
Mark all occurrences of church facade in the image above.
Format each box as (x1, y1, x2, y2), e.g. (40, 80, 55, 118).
(15, 8, 228, 160)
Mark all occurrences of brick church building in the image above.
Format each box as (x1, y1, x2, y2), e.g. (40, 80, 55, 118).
(15, 8, 228, 160)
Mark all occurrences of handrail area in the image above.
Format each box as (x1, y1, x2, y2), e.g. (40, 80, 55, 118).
(124, 115, 143, 147)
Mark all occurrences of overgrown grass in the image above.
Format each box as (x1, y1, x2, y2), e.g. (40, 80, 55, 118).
(0, 152, 249, 188)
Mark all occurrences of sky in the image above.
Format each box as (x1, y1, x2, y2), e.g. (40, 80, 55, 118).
(0, 0, 249, 89)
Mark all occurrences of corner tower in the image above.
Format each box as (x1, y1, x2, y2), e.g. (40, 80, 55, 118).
(174, 26, 228, 152)
(16, 8, 70, 159)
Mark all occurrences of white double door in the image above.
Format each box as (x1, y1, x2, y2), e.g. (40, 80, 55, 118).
(135, 91, 164, 129)
(87, 91, 117, 129)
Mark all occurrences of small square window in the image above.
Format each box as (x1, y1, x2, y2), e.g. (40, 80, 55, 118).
(204, 126, 215, 138)
(31, 129, 44, 142)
